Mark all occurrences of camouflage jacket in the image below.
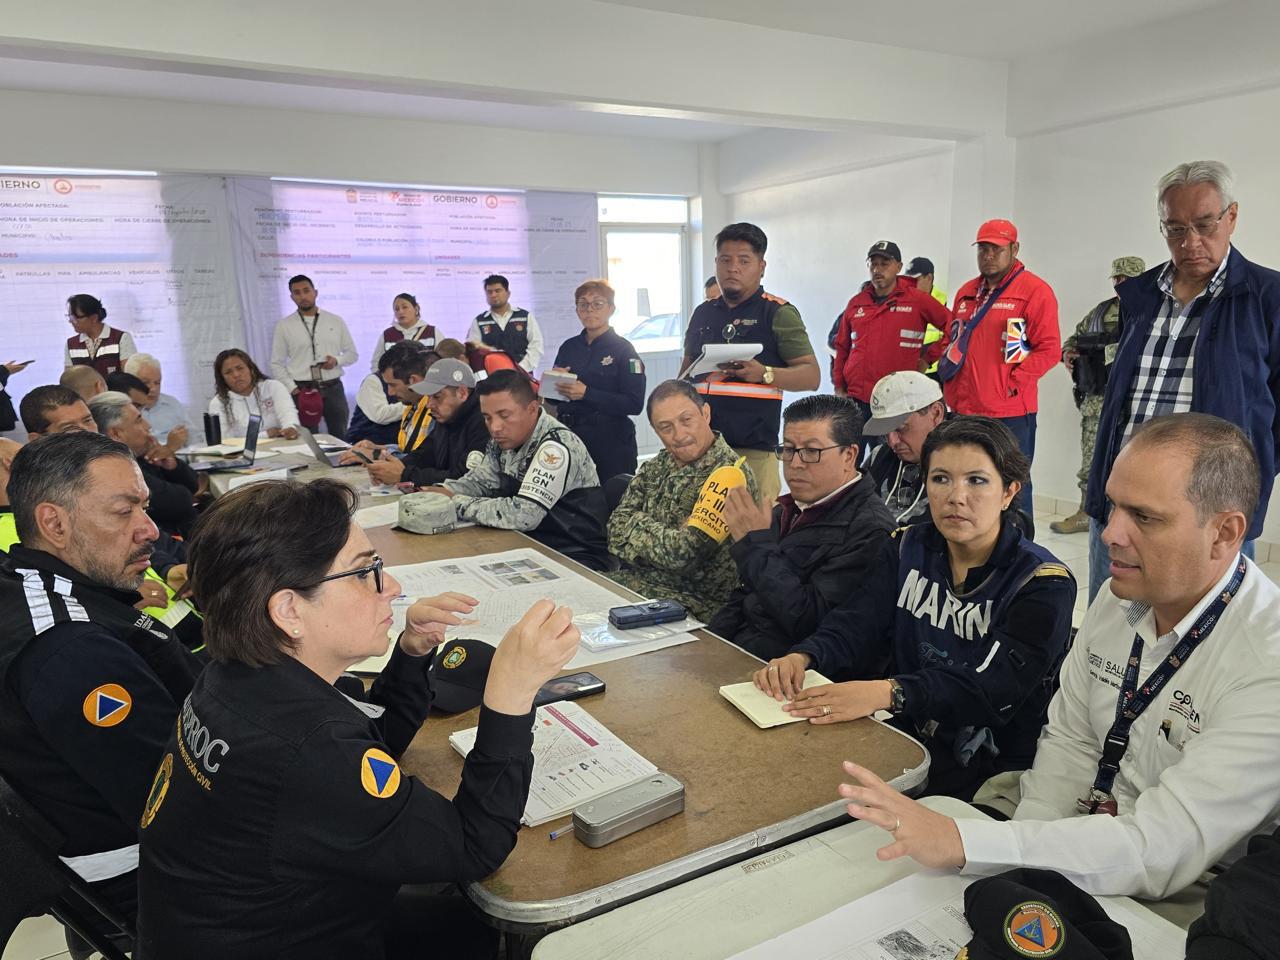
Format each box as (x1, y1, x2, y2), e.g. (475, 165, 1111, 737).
(606, 433, 758, 622)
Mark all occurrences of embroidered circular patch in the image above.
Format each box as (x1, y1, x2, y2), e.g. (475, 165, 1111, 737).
(360, 747, 402, 799)
(141, 753, 173, 829)
(441, 645, 467, 669)
(83, 683, 133, 727)
(1004, 900, 1065, 957)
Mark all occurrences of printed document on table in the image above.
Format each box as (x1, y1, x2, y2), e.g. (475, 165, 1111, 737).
(383, 548, 696, 669)
(449, 701, 656, 826)
(728, 870, 1186, 960)
(679, 343, 763, 379)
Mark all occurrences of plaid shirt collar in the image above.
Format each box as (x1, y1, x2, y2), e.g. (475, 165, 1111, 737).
(1155, 248, 1231, 302)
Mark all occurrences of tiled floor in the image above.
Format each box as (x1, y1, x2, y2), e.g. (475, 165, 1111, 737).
(1, 509, 1268, 960)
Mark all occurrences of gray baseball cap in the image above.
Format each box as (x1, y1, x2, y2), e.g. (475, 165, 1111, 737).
(397, 492, 458, 535)
(411, 358, 476, 396)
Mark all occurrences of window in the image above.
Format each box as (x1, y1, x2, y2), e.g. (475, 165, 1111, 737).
(598, 196, 689, 353)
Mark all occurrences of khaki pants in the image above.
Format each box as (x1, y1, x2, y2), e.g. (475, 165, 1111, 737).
(735, 446, 781, 506)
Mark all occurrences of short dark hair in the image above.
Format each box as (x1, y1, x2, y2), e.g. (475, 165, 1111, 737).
(715, 222, 767, 257)
(475, 368, 536, 405)
(783, 394, 864, 449)
(287, 274, 314, 290)
(483, 274, 510, 291)
(393, 292, 418, 308)
(106, 371, 149, 397)
(922, 416, 1030, 490)
(188, 478, 359, 667)
(646, 379, 705, 421)
(19, 385, 83, 433)
(1128, 413, 1260, 523)
(8, 432, 135, 543)
(436, 338, 466, 360)
(67, 293, 106, 322)
(704, 276, 718, 289)
(377, 340, 432, 382)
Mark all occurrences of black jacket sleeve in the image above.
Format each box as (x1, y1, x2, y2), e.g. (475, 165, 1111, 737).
(726, 514, 892, 643)
(895, 571, 1076, 729)
(791, 536, 898, 679)
(1187, 828, 1280, 960)
(274, 706, 535, 885)
(406, 416, 490, 487)
(367, 643, 434, 756)
(149, 531, 187, 580)
(142, 461, 199, 535)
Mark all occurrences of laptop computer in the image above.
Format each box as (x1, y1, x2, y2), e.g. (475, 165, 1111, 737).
(188, 415, 262, 472)
(298, 426, 361, 467)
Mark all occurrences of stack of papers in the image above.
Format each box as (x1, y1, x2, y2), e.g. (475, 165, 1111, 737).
(679, 343, 763, 379)
(450, 701, 656, 826)
(574, 612, 704, 653)
(719, 671, 833, 728)
(538, 370, 578, 400)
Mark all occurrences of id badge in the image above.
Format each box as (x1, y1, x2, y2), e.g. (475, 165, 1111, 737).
(1003, 317, 1028, 364)
(309, 363, 325, 381)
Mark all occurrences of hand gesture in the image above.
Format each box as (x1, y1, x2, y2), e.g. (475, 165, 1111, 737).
(723, 485, 772, 541)
(399, 592, 480, 656)
(556, 379, 587, 401)
(838, 761, 966, 870)
(784, 680, 892, 723)
(752, 651, 810, 701)
(485, 599, 580, 714)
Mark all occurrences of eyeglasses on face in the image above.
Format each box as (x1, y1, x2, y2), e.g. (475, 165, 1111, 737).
(1159, 204, 1234, 241)
(316, 554, 384, 593)
(575, 299, 611, 311)
(773, 444, 847, 463)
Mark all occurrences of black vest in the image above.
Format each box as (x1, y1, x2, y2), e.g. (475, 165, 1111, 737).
(476, 309, 531, 363)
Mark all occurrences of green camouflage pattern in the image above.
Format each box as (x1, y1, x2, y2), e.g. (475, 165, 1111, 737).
(606, 433, 758, 622)
(1077, 393, 1104, 494)
(1110, 256, 1146, 278)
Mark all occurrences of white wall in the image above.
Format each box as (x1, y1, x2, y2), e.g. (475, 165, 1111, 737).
(726, 150, 957, 391)
(0, 89, 700, 196)
(1014, 83, 1280, 536)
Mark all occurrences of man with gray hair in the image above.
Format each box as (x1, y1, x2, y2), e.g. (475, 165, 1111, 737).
(0, 431, 202, 933)
(1085, 160, 1280, 599)
(89, 391, 202, 538)
(124, 353, 188, 450)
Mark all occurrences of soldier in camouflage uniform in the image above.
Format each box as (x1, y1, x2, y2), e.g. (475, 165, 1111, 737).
(607, 380, 759, 622)
(1051, 256, 1146, 534)
(438, 369, 610, 570)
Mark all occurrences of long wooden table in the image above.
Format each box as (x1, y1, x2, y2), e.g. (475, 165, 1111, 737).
(365, 522, 929, 936)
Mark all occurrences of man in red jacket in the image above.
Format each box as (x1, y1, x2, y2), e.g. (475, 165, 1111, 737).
(833, 241, 951, 428)
(938, 220, 1059, 531)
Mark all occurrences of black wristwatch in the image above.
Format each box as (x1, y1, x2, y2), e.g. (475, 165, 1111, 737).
(887, 678, 907, 715)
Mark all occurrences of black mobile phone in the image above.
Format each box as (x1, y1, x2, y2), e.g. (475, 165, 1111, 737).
(608, 599, 687, 630)
(534, 671, 606, 707)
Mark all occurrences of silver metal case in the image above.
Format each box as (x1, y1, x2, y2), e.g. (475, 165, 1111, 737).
(571, 772, 685, 848)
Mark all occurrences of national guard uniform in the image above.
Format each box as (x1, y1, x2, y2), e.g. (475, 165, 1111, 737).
(551, 327, 646, 481)
(0, 544, 202, 917)
(793, 519, 1076, 799)
(607, 433, 758, 622)
(1052, 256, 1146, 534)
(443, 411, 610, 570)
(137, 645, 534, 959)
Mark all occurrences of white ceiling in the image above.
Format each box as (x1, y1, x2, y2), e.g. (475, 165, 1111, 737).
(598, 0, 1235, 56)
(0, 56, 755, 143)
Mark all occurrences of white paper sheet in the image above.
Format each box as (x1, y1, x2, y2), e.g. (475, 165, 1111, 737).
(728, 871, 1186, 960)
(354, 501, 404, 529)
(384, 548, 696, 669)
(719, 671, 834, 728)
(679, 343, 763, 379)
(538, 370, 578, 400)
(226, 468, 290, 489)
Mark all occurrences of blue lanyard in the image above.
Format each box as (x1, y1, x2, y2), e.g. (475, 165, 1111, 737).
(1083, 557, 1247, 812)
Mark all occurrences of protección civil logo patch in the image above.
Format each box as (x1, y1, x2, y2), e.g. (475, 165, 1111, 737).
(83, 683, 133, 727)
(141, 753, 173, 829)
(1004, 900, 1065, 956)
(360, 748, 402, 799)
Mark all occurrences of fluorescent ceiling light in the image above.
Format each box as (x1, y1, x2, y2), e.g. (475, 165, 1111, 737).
(0, 166, 158, 177)
(271, 176, 521, 194)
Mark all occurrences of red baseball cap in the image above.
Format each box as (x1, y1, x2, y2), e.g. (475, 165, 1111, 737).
(974, 219, 1018, 246)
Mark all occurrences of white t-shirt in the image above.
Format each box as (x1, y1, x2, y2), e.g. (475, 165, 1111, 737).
(207, 379, 299, 435)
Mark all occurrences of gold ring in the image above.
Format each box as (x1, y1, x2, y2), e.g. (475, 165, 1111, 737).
(892, 817, 901, 834)
(768, 665, 778, 671)
(822, 705, 832, 717)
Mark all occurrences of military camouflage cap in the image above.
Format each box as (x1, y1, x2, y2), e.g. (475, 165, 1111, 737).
(1110, 256, 1146, 279)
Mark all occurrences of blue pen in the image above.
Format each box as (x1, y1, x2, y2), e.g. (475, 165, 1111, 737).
(548, 824, 574, 840)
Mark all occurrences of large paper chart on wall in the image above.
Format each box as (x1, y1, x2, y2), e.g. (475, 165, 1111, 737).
(0, 175, 242, 426)
(226, 180, 599, 374)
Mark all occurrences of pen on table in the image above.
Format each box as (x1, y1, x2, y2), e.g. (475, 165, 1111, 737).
(549, 823, 574, 840)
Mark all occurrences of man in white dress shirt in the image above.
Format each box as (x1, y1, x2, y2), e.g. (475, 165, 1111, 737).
(835, 412, 1280, 903)
(124, 353, 188, 450)
(465, 274, 544, 373)
(270, 274, 358, 440)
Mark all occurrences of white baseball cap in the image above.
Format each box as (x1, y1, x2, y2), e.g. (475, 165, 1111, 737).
(862, 372, 943, 436)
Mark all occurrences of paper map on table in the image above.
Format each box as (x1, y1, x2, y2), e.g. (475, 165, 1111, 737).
(368, 548, 696, 670)
(450, 701, 656, 826)
(728, 870, 1186, 960)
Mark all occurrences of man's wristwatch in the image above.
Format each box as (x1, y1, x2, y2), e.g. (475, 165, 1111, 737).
(762, 365, 775, 385)
(887, 678, 906, 715)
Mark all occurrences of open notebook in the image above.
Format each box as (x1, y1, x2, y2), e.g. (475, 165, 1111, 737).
(719, 671, 834, 728)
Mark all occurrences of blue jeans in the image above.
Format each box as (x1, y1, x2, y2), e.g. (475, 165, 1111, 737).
(997, 414, 1037, 532)
(1089, 518, 1256, 602)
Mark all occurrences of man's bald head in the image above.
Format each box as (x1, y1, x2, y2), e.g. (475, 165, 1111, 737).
(60, 365, 107, 401)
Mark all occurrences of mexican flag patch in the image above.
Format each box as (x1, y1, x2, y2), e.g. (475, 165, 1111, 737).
(628, 358, 644, 374)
